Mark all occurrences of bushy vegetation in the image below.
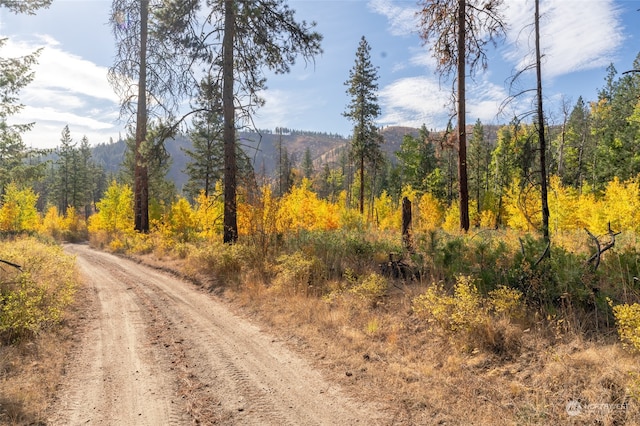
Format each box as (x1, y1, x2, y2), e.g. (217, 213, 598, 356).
(0, 237, 77, 343)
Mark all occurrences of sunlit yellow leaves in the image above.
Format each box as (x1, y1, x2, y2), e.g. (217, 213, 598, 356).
(276, 179, 339, 233)
(87, 181, 133, 249)
(417, 192, 444, 232)
(0, 183, 39, 232)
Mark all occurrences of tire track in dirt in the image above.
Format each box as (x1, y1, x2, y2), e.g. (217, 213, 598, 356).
(51, 244, 388, 425)
(47, 246, 188, 425)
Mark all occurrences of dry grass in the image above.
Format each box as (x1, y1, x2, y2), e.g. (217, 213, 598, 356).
(125, 232, 640, 424)
(216, 276, 640, 425)
(0, 280, 86, 425)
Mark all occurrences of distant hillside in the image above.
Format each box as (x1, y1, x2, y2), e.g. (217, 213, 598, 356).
(88, 125, 504, 193)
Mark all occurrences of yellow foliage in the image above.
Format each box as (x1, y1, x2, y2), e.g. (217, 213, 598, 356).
(40, 206, 65, 240)
(412, 276, 525, 350)
(611, 301, 640, 353)
(0, 183, 39, 232)
(504, 178, 540, 232)
(194, 184, 224, 240)
(442, 202, 460, 233)
(548, 175, 584, 232)
(0, 237, 77, 340)
(601, 177, 640, 233)
(170, 196, 197, 242)
(348, 272, 388, 307)
(416, 192, 444, 232)
(373, 190, 399, 230)
(62, 206, 88, 241)
(88, 180, 133, 235)
(413, 276, 485, 334)
(276, 179, 340, 233)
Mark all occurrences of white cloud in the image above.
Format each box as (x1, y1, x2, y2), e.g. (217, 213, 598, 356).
(3, 35, 121, 148)
(504, 0, 624, 79)
(254, 88, 329, 131)
(380, 73, 526, 129)
(379, 76, 452, 129)
(367, 0, 420, 37)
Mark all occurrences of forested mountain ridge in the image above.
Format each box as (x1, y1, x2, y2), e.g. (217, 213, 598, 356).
(88, 126, 470, 192)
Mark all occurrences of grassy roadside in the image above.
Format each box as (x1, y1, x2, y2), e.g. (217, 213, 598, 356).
(0, 237, 81, 425)
(130, 228, 640, 425)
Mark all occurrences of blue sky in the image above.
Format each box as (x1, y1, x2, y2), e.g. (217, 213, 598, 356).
(2, 0, 639, 149)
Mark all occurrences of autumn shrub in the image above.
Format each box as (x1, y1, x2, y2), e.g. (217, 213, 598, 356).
(194, 186, 224, 239)
(276, 179, 340, 233)
(61, 206, 88, 242)
(186, 241, 246, 287)
(346, 271, 388, 308)
(0, 237, 77, 342)
(412, 275, 524, 355)
(373, 190, 400, 230)
(39, 206, 65, 241)
(169, 196, 197, 242)
(610, 301, 640, 352)
(272, 251, 326, 296)
(415, 192, 445, 232)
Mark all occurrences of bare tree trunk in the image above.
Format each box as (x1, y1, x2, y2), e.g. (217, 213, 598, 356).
(535, 0, 550, 246)
(402, 197, 412, 251)
(223, 0, 238, 243)
(557, 97, 569, 179)
(134, 0, 149, 233)
(457, 0, 470, 231)
(359, 154, 364, 215)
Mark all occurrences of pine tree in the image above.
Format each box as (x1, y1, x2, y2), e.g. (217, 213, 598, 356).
(417, 0, 506, 231)
(159, 0, 322, 243)
(343, 36, 383, 216)
(302, 147, 314, 180)
(0, 40, 42, 195)
(54, 125, 76, 212)
(184, 76, 224, 201)
(468, 119, 491, 212)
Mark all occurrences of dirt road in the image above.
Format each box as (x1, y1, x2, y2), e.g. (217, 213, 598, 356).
(48, 244, 386, 425)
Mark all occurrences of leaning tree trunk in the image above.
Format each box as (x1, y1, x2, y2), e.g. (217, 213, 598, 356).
(134, 0, 149, 233)
(457, 0, 470, 231)
(535, 0, 550, 245)
(222, 0, 238, 243)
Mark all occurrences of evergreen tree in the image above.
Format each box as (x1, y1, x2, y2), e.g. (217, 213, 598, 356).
(343, 36, 383, 215)
(0, 39, 42, 195)
(557, 97, 591, 190)
(302, 147, 314, 180)
(121, 123, 176, 218)
(184, 76, 224, 201)
(53, 125, 77, 212)
(417, 0, 506, 231)
(159, 0, 322, 243)
(109, 0, 194, 232)
(78, 136, 101, 217)
(396, 124, 437, 193)
(468, 119, 491, 213)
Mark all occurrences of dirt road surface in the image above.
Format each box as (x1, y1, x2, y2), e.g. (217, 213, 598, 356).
(48, 244, 387, 425)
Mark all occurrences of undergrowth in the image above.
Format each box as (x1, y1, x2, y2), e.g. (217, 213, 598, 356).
(108, 224, 640, 423)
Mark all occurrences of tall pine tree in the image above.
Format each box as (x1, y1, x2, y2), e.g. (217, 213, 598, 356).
(343, 36, 383, 216)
